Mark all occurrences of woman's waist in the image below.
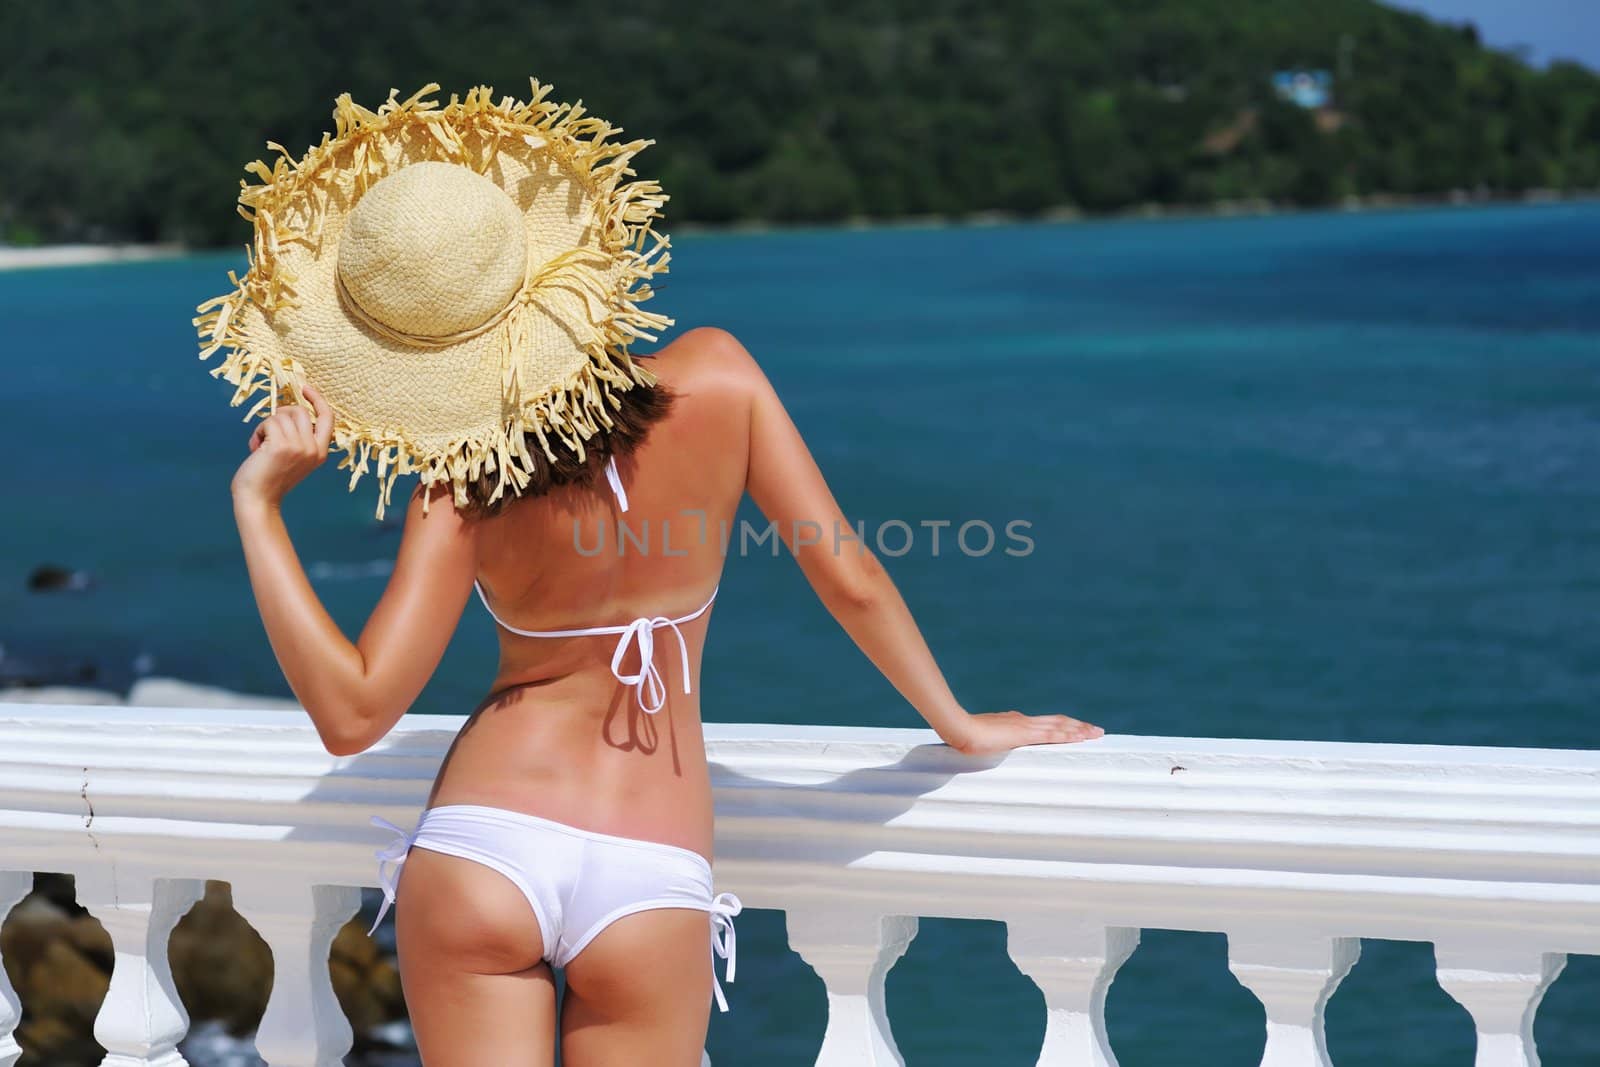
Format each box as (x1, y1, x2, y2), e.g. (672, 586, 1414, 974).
(428, 719, 715, 857)
(482, 651, 706, 718)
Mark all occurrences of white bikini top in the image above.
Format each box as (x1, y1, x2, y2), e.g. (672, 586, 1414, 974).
(473, 455, 719, 715)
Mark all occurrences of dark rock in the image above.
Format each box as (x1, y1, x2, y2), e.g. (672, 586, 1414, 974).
(26, 566, 92, 593)
(30, 873, 81, 913)
(0, 656, 99, 689)
(168, 881, 271, 1032)
(17, 938, 109, 1066)
(58, 916, 112, 974)
(331, 905, 407, 1040)
(16, 1013, 102, 1067)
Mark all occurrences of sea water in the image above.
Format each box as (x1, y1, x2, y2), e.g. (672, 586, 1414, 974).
(3, 203, 1598, 1064)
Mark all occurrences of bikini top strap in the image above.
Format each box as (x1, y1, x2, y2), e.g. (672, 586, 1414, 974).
(472, 583, 719, 639)
(474, 583, 718, 713)
(604, 454, 629, 513)
(474, 583, 719, 714)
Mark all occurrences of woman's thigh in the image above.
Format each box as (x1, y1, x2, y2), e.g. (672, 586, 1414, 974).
(560, 907, 714, 1067)
(394, 845, 556, 1067)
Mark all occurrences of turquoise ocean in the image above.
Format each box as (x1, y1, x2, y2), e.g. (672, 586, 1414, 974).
(3, 203, 1598, 1064)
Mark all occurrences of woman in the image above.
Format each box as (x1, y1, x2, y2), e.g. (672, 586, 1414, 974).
(207, 82, 1103, 1066)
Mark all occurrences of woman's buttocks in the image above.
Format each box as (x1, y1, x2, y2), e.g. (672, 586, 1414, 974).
(425, 677, 716, 861)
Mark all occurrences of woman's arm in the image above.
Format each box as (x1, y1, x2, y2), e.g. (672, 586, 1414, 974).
(710, 329, 1102, 755)
(229, 386, 477, 755)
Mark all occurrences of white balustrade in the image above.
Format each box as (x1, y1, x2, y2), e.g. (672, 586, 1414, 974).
(0, 704, 1597, 1067)
(229, 883, 361, 1067)
(76, 871, 204, 1067)
(0, 871, 29, 1067)
(786, 907, 917, 1065)
(1435, 942, 1568, 1067)
(1005, 922, 1137, 1066)
(1227, 932, 1358, 1067)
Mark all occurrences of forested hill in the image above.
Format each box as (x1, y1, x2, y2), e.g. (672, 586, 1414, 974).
(3, 0, 1598, 246)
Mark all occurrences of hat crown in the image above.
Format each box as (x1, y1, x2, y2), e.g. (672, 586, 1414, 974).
(337, 161, 527, 339)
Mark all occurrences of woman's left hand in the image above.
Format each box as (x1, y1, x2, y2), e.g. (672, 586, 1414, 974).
(231, 383, 336, 507)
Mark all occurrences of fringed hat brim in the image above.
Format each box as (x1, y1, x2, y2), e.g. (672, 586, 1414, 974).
(193, 81, 673, 518)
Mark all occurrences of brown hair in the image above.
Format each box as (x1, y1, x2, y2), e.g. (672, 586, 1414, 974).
(453, 380, 676, 517)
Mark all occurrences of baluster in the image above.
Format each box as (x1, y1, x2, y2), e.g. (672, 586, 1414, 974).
(786, 908, 917, 1066)
(1005, 921, 1136, 1067)
(0, 872, 31, 1067)
(75, 870, 204, 1067)
(1435, 943, 1566, 1067)
(230, 882, 361, 1067)
(1227, 932, 1359, 1067)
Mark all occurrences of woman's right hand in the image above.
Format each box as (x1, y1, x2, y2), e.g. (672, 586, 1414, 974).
(945, 711, 1104, 755)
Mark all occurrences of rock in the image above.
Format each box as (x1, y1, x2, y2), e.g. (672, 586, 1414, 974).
(0, 676, 304, 708)
(1, 905, 62, 997)
(331, 956, 387, 1035)
(59, 915, 112, 973)
(167, 882, 271, 1032)
(2, 887, 76, 980)
(333, 920, 379, 969)
(5, 892, 69, 926)
(368, 1017, 417, 1051)
(178, 1018, 268, 1067)
(25, 940, 109, 1036)
(163, 881, 410, 1041)
(126, 678, 300, 711)
(31, 872, 81, 912)
(26, 565, 92, 593)
(368, 959, 406, 1017)
(15, 1012, 102, 1067)
(331, 914, 407, 1036)
(0, 643, 101, 688)
(1, 883, 109, 1065)
(0, 686, 123, 705)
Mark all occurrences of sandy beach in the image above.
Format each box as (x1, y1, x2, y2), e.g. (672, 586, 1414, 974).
(0, 243, 186, 271)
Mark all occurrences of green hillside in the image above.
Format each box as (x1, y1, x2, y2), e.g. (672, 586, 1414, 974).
(2, 0, 1597, 245)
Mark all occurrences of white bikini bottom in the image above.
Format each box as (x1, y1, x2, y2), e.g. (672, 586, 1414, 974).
(367, 803, 743, 1010)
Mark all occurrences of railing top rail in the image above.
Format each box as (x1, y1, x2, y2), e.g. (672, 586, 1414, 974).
(2, 701, 1598, 950)
(3, 701, 1598, 771)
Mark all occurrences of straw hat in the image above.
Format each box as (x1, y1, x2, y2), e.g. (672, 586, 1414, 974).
(194, 80, 673, 518)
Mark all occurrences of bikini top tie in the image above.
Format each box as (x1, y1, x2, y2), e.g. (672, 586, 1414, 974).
(473, 455, 718, 715)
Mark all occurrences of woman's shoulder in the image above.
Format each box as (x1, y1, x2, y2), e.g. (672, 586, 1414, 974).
(647, 325, 764, 389)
